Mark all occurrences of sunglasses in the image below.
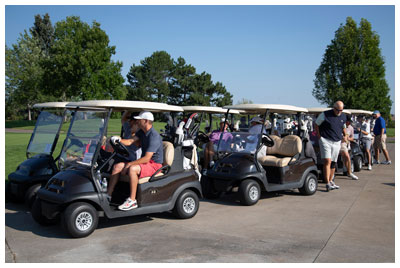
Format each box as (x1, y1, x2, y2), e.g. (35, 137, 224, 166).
(334, 107, 343, 112)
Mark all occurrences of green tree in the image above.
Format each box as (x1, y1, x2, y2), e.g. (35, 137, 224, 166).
(5, 31, 50, 120)
(313, 17, 392, 118)
(42, 16, 125, 101)
(31, 13, 54, 55)
(126, 51, 174, 103)
(126, 51, 233, 107)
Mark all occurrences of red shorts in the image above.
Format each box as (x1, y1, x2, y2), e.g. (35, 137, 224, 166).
(139, 160, 162, 178)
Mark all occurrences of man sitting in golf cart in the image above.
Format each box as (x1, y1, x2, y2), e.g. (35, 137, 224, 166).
(107, 111, 164, 211)
(203, 118, 233, 171)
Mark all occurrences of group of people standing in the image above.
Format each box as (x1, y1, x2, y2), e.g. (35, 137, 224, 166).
(315, 101, 391, 192)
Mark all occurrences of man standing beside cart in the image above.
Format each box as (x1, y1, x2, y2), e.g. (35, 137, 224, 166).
(315, 101, 347, 191)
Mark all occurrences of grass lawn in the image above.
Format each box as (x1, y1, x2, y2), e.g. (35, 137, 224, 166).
(386, 128, 394, 137)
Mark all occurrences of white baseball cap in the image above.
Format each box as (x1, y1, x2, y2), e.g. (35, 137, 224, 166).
(250, 116, 264, 124)
(134, 111, 154, 121)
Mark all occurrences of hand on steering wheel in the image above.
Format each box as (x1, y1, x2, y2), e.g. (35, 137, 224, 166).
(110, 136, 130, 158)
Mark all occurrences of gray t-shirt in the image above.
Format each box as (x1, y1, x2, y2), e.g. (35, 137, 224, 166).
(122, 121, 142, 161)
(136, 127, 164, 164)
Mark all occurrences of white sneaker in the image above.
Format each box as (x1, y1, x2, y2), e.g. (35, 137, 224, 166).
(118, 198, 138, 211)
(348, 173, 359, 180)
(368, 164, 372, 170)
(381, 160, 392, 165)
(330, 182, 340, 189)
(373, 160, 380, 164)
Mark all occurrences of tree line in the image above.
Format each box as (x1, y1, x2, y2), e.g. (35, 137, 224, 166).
(5, 14, 233, 120)
(6, 14, 392, 123)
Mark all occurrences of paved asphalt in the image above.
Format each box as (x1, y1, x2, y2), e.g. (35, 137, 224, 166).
(5, 142, 395, 263)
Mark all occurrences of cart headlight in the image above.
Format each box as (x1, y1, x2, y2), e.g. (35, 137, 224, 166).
(46, 178, 66, 194)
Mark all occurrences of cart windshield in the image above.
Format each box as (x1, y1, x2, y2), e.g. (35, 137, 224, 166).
(59, 110, 107, 169)
(218, 132, 261, 154)
(27, 110, 65, 156)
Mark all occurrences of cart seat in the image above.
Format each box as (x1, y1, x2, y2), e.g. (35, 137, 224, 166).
(258, 135, 302, 167)
(120, 141, 174, 184)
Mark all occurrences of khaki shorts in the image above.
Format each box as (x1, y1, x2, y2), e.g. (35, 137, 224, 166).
(340, 142, 349, 153)
(373, 134, 387, 151)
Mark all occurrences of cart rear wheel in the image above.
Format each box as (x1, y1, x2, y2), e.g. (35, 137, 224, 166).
(173, 189, 199, 219)
(353, 155, 363, 172)
(299, 173, 318, 195)
(62, 202, 98, 238)
(239, 179, 260, 206)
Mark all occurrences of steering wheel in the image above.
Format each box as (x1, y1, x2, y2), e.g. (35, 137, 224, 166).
(262, 134, 275, 147)
(110, 138, 130, 158)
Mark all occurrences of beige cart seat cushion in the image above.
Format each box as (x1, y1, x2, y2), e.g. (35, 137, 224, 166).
(120, 141, 174, 184)
(258, 135, 302, 167)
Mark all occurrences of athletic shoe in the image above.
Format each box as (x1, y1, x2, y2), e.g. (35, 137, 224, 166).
(331, 181, 340, 189)
(368, 164, 372, 170)
(118, 198, 138, 211)
(381, 160, 392, 165)
(106, 194, 112, 202)
(326, 184, 334, 192)
(348, 173, 359, 180)
(373, 160, 380, 164)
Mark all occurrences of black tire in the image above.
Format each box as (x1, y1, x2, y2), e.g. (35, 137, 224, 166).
(238, 179, 261, 206)
(299, 173, 318, 195)
(24, 184, 42, 209)
(62, 202, 99, 238)
(31, 198, 58, 226)
(173, 190, 199, 219)
(201, 176, 221, 199)
(353, 155, 363, 172)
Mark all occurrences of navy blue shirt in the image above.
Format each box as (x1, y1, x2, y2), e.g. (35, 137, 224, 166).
(316, 109, 346, 142)
(136, 127, 164, 164)
(373, 116, 386, 136)
(122, 122, 141, 161)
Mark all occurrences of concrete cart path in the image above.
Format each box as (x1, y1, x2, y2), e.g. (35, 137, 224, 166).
(5, 143, 395, 263)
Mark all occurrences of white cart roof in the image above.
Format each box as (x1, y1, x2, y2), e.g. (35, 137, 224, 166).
(66, 100, 184, 112)
(307, 107, 351, 114)
(223, 104, 308, 114)
(33, 102, 70, 109)
(345, 109, 373, 115)
(182, 106, 242, 114)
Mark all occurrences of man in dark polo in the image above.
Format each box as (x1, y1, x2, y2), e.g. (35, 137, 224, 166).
(315, 101, 347, 192)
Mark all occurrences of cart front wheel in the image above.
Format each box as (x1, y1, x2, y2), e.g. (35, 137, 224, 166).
(239, 179, 261, 206)
(62, 202, 99, 238)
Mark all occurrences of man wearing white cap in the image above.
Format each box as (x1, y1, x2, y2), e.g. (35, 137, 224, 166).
(107, 110, 164, 211)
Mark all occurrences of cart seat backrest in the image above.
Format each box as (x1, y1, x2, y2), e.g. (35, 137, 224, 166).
(163, 141, 174, 166)
(267, 135, 302, 157)
(258, 135, 302, 167)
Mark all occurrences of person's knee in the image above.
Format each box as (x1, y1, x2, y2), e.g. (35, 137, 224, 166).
(112, 162, 125, 173)
(330, 161, 336, 169)
(128, 165, 140, 177)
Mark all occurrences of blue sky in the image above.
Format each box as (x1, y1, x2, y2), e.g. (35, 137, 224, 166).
(4, 5, 395, 113)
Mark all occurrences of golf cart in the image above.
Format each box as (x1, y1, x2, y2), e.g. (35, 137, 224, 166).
(202, 104, 319, 205)
(6, 102, 70, 207)
(31, 100, 202, 238)
(307, 107, 362, 176)
(181, 106, 242, 170)
(346, 109, 375, 168)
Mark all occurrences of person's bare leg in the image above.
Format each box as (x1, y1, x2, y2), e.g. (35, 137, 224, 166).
(322, 158, 331, 184)
(382, 149, 391, 161)
(107, 162, 125, 196)
(128, 165, 141, 201)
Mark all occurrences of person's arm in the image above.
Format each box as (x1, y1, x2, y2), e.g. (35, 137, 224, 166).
(120, 136, 139, 146)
